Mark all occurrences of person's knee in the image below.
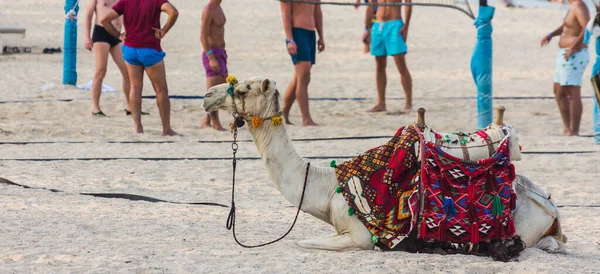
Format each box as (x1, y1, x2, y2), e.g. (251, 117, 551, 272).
(95, 67, 107, 79)
(296, 70, 311, 84)
(375, 57, 387, 70)
(130, 82, 143, 94)
(554, 86, 569, 98)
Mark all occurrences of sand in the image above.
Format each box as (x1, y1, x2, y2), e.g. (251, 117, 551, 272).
(0, 0, 599, 273)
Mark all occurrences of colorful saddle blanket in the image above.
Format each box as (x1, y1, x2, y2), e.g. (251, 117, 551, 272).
(335, 125, 518, 250)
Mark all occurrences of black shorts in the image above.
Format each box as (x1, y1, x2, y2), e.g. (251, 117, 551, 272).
(92, 25, 121, 48)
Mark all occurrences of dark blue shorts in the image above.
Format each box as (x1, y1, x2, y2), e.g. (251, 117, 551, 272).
(290, 28, 316, 65)
(122, 45, 166, 68)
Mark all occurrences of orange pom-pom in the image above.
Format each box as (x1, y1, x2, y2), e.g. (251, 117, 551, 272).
(251, 116, 263, 128)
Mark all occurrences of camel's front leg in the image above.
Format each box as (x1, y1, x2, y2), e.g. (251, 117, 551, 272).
(297, 194, 376, 251)
(297, 233, 361, 251)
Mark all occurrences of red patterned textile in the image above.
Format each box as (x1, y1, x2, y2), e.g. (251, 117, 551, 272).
(335, 125, 518, 249)
(335, 126, 421, 249)
(418, 139, 517, 244)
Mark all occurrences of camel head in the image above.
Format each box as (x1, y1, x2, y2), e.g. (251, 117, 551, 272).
(203, 77, 281, 124)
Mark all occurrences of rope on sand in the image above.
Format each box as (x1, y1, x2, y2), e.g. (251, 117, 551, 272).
(1, 177, 597, 209)
(0, 177, 228, 207)
(0, 151, 596, 162)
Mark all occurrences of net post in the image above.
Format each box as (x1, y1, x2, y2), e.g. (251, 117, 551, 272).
(471, 5, 494, 129)
(63, 0, 78, 85)
(594, 96, 600, 144)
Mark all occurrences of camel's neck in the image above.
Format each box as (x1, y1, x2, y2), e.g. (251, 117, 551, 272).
(248, 124, 337, 223)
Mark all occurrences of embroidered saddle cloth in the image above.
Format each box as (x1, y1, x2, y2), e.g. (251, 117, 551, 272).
(418, 138, 517, 244)
(335, 125, 518, 250)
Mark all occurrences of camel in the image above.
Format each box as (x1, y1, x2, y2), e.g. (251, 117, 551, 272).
(202, 76, 566, 254)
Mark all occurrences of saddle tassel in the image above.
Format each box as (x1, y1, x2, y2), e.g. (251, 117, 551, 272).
(510, 192, 517, 210)
(492, 195, 505, 217)
(472, 221, 479, 244)
(443, 197, 456, 217)
(420, 219, 427, 239)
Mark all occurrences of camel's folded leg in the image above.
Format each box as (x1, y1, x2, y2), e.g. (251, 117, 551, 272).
(534, 236, 567, 254)
(297, 234, 362, 252)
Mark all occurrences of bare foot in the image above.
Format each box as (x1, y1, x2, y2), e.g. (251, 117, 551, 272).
(386, 110, 408, 116)
(569, 131, 579, 136)
(283, 112, 294, 125)
(135, 125, 144, 134)
(366, 104, 386, 112)
(563, 128, 572, 136)
(403, 106, 413, 114)
(213, 124, 227, 131)
(163, 129, 180, 136)
(303, 120, 319, 126)
(200, 115, 212, 129)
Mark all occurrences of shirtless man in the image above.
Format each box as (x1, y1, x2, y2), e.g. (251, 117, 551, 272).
(363, 0, 412, 113)
(541, 0, 590, 136)
(200, 0, 226, 131)
(280, 1, 325, 126)
(84, 0, 132, 117)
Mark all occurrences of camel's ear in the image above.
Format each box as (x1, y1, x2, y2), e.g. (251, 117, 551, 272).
(261, 79, 271, 92)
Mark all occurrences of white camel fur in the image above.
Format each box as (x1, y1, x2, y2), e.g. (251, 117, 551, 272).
(203, 77, 566, 253)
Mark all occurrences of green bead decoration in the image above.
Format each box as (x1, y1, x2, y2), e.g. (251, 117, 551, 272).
(330, 160, 337, 167)
(372, 235, 379, 243)
(336, 186, 343, 193)
(348, 207, 355, 216)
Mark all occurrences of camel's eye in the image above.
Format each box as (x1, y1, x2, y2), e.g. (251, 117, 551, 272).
(246, 84, 251, 90)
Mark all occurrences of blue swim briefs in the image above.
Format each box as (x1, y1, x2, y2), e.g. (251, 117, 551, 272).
(290, 27, 316, 65)
(370, 19, 407, 57)
(122, 45, 166, 68)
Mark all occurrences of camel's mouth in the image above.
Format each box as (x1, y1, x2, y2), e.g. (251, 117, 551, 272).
(202, 83, 230, 113)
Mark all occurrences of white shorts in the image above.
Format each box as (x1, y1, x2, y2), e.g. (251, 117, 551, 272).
(554, 48, 589, 86)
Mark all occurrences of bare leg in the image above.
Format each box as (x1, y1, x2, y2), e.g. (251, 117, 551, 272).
(92, 42, 110, 114)
(200, 115, 212, 128)
(367, 56, 387, 112)
(110, 43, 131, 112)
(125, 63, 144, 133)
(282, 75, 297, 125)
(202, 75, 226, 131)
(393, 53, 413, 113)
(566, 86, 582, 136)
(145, 61, 178, 136)
(294, 61, 317, 126)
(554, 83, 572, 136)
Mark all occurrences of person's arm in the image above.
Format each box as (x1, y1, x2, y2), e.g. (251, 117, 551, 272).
(200, 7, 212, 53)
(401, 0, 412, 40)
(84, 0, 97, 51)
(153, 2, 178, 39)
(566, 2, 591, 57)
(364, 0, 375, 31)
(160, 2, 179, 34)
(363, 0, 375, 43)
(280, 2, 296, 55)
(315, 2, 325, 52)
(541, 25, 564, 47)
(101, 9, 122, 38)
(201, 7, 220, 73)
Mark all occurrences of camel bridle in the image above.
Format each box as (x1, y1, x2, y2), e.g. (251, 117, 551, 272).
(225, 81, 311, 248)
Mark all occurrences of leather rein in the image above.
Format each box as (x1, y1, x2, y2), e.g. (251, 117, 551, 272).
(225, 81, 311, 248)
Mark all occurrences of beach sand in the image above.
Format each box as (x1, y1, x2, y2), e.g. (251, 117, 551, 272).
(1, 0, 599, 273)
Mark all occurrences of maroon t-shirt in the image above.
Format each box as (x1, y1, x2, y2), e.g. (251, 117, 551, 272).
(112, 0, 168, 51)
